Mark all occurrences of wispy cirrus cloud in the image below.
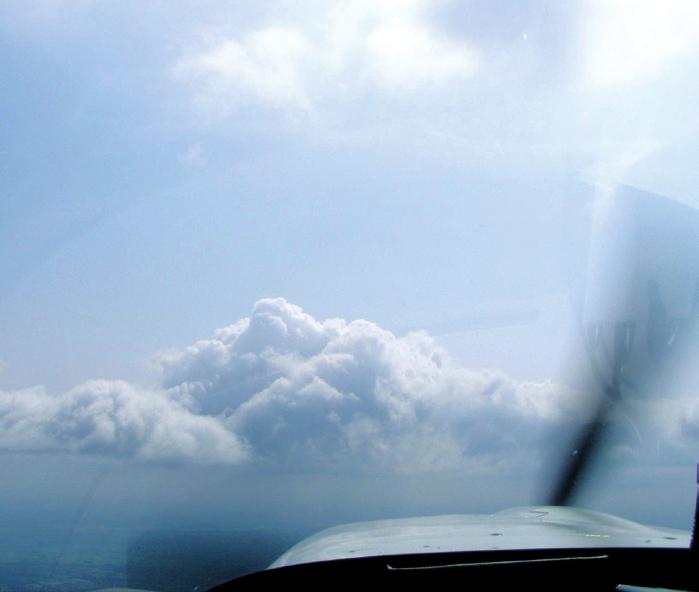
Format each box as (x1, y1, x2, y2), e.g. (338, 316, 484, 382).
(171, 0, 479, 118)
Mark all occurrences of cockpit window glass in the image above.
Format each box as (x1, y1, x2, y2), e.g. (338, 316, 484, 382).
(1, 2, 698, 590)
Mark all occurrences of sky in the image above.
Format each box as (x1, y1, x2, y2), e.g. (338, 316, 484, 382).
(2, 1, 699, 589)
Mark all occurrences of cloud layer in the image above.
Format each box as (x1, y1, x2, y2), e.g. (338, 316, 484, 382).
(0, 299, 568, 469)
(1, 298, 696, 470)
(0, 381, 247, 464)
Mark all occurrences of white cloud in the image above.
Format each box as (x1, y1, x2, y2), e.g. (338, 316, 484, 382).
(2, 297, 695, 470)
(582, 0, 699, 89)
(173, 26, 313, 113)
(0, 381, 247, 464)
(156, 298, 583, 471)
(171, 0, 479, 116)
(365, 20, 478, 90)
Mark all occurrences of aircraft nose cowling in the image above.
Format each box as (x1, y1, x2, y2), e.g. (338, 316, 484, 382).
(269, 506, 690, 569)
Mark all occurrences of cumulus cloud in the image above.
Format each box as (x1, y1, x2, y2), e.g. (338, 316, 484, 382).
(4, 298, 583, 469)
(172, 0, 479, 116)
(0, 381, 247, 464)
(4, 297, 694, 470)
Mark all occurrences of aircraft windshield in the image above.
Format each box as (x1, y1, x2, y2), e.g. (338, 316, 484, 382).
(1, 2, 698, 591)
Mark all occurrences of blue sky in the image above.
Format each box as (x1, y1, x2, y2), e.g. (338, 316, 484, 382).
(7, 0, 699, 391)
(2, 6, 699, 581)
